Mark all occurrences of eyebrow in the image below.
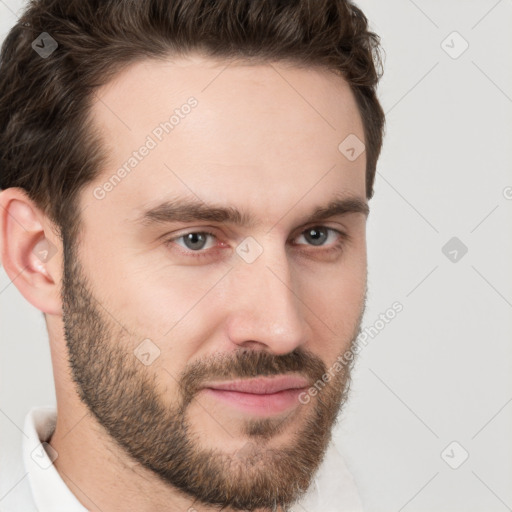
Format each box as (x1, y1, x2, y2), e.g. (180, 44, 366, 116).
(135, 194, 369, 229)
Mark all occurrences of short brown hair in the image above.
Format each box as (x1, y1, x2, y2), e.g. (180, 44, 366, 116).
(0, 0, 385, 243)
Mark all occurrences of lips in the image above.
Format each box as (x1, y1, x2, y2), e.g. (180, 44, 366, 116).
(202, 375, 310, 394)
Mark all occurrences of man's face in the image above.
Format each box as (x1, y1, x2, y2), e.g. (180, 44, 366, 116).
(61, 55, 368, 511)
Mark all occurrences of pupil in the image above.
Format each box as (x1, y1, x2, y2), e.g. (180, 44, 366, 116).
(307, 227, 327, 246)
(186, 233, 206, 250)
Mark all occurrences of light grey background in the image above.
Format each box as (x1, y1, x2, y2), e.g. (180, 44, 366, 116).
(1, 1, 511, 511)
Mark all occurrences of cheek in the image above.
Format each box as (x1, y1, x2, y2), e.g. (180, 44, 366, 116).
(299, 256, 366, 343)
(105, 251, 226, 330)
(111, 265, 231, 375)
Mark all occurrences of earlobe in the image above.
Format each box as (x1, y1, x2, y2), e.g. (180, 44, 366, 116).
(0, 187, 62, 316)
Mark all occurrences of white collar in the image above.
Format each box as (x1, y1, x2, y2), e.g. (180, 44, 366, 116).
(22, 406, 87, 512)
(291, 434, 364, 512)
(18, 406, 363, 511)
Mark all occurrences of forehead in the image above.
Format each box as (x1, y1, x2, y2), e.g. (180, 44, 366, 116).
(84, 55, 366, 227)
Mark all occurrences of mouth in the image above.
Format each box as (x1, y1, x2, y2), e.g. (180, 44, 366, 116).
(200, 375, 310, 415)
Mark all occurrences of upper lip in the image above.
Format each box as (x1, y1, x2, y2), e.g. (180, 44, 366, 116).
(203, 375, 310, 394)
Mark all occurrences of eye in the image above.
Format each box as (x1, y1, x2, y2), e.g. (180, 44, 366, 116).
(164, 226, 348, 259)
(294, 226, 344, 247)
(168, 231, 218, 254)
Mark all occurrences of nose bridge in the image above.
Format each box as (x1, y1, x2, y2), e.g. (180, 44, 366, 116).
(226, 238, 306, 353)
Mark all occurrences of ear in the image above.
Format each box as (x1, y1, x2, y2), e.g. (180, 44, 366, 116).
(0, 187, 62, 315)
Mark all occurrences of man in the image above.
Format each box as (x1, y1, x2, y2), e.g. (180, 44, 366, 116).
(0, 0, 385, 510)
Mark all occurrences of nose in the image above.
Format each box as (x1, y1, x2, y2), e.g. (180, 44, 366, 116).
(225, 243, 308, 355)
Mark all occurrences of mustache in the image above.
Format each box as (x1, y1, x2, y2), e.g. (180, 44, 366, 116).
(178, 348, 327, 406)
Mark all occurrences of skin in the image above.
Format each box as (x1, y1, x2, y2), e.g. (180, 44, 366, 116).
(0, 54, 368, 512)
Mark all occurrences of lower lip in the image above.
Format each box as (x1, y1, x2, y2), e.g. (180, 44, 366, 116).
(201, 387, 307, 415)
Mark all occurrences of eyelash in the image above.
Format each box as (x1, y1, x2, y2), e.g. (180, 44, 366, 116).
(163, 226, 349, 260)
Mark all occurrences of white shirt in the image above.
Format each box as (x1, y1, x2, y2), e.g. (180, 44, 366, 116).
(0, 406, 363, 512)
